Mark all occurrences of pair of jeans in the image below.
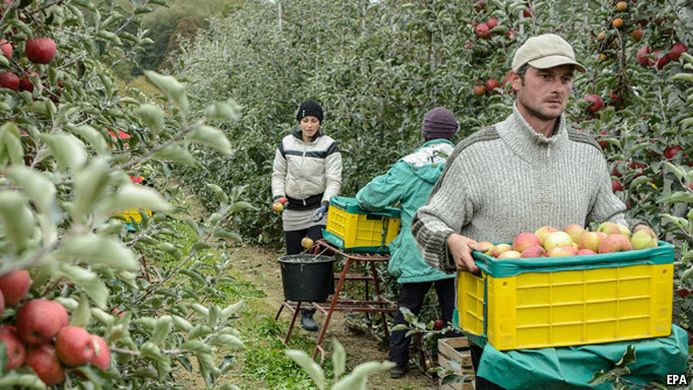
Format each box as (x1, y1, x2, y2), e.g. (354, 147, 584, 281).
(388, 278, 456, 368)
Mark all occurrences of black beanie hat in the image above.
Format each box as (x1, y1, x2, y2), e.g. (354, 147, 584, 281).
(296, 100, 324, 123)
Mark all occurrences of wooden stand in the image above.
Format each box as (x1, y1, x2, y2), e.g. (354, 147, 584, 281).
(275, 239, 398, 363)
(437, 337, 475, 390)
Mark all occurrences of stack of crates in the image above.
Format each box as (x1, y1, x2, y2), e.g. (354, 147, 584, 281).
(456, 241, 675, 350)
(323, 196, 401, 253)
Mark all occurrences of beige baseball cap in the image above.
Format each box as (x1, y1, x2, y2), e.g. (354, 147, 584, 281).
(512, 33, 586, 72)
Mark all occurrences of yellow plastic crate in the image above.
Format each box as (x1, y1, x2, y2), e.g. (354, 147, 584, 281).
(114, 208, 153, 224)
(323, 196, 400, 253)
(457, 242, 674, 350)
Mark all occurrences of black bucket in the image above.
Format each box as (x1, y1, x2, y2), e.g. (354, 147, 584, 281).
(279, 254, 336, 302)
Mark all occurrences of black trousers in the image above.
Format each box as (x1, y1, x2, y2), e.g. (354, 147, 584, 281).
(388, 278, 456, 368)
(284, 225, 324, 255)
(470, 343, 506, 389)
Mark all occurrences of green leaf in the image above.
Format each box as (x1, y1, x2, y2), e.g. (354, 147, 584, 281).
(55, 234, 138, 270)
(171, 315, 193, 332)
(663, 162, 686, 182)
(186, 125, 232, 155)
(0, 122, 24, 166)
(0, 371, 46, 389)
(180, 340, 213, 355)
(69, 125, 109, 155)
(188, 325, 214, 339)
(229, 201, 257, 213)
(332, 361, 395, 390)
(222, 301, 244, 317)
(332, 338, 346, 380)
(143, 71, 189, 113)
(629, 176, 651, 189)
(6, 166, 56, 213)
(71, 294, 92, 327)
(41, 133, 87, 171)
(657, 192, 693, 205)
(98, 184, 172, 216)
(151, 316, 173, 346)
(285, 349, 326, 390)
(153, 145, 198, 166)
(0, 192, 35, 253)
(208, 334, 244, 348)
(205, 99, 242, 122)
(136, 104, 165, 134)
(72, 158, 112, 220)
(56, 263, 109, 308)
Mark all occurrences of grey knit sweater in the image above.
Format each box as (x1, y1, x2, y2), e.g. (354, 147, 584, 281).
(412, 103, 628, 272)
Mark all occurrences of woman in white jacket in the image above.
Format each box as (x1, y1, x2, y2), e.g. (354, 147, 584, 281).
(271, 100, 343, 331)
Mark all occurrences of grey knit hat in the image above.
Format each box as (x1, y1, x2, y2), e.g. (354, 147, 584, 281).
(422, 107, 459, 140)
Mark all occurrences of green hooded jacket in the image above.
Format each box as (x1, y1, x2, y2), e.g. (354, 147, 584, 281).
(356, 139, 455, 283)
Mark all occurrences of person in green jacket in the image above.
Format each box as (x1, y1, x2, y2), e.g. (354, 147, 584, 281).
(355, 107, 459, 379)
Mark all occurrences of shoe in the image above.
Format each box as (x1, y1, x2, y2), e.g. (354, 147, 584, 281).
(300, 311, 319, 332)
(389, 366, 407, 379)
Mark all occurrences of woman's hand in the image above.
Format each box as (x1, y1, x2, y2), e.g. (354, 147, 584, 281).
(272, 197, 288, 214)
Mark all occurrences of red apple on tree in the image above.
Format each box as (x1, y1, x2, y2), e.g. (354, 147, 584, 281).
(629, 27, 644, 41)
(25, 345, 65, 386)
(0, 326, 25, 370)
(90, 334, 111, 371)
(486, 17, 498, 29)
(636, 45, 653, 67)
(485, 78, 500, 92)
(0, 39, 12, 58)
(612, 179, 624, 192)
(0, 71, 20, 90)
(25, 37, 57, 64)
(668, 42, 687, 61)
(584, 94, 604, 114)
(474, 23, 490, 39)
(663, 145, 682, 160)
(0, 269, 32, 306)
(16, 299, 69, 345)
(55, 326, 96, 367)
(473, 85, 486, 95)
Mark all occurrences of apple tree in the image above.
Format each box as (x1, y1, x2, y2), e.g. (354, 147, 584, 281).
(0, 0, 251, 388)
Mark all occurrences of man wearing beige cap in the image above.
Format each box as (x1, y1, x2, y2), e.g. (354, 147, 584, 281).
(411, 34, 641, 389)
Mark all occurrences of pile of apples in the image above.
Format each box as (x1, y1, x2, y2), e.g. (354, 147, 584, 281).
(478, 222, 658, 259)
(0, 270, 111, 385)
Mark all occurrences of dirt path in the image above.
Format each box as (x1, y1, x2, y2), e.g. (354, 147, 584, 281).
(233, 245, 438, 390)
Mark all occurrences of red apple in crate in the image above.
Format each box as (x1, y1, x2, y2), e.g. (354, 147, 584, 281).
(512, 232, 541, 253)
(631, 227, 657, 250)
(520, 245, 547, 258)
(543, 231, 574, 252)
(563, 224, 585, 244)
(578, 231, 607, 252)
(498, 250, 522, 259)
(597, 222, 631, 238)
(534, 226, 558, 244)
(548, 246, 578, 257)
(476, 241, 494, 255)
(598, 234, 633, 253)
(491, 243, 513, 257)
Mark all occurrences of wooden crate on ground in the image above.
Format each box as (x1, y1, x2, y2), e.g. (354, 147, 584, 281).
(437, 337, 475, 390)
